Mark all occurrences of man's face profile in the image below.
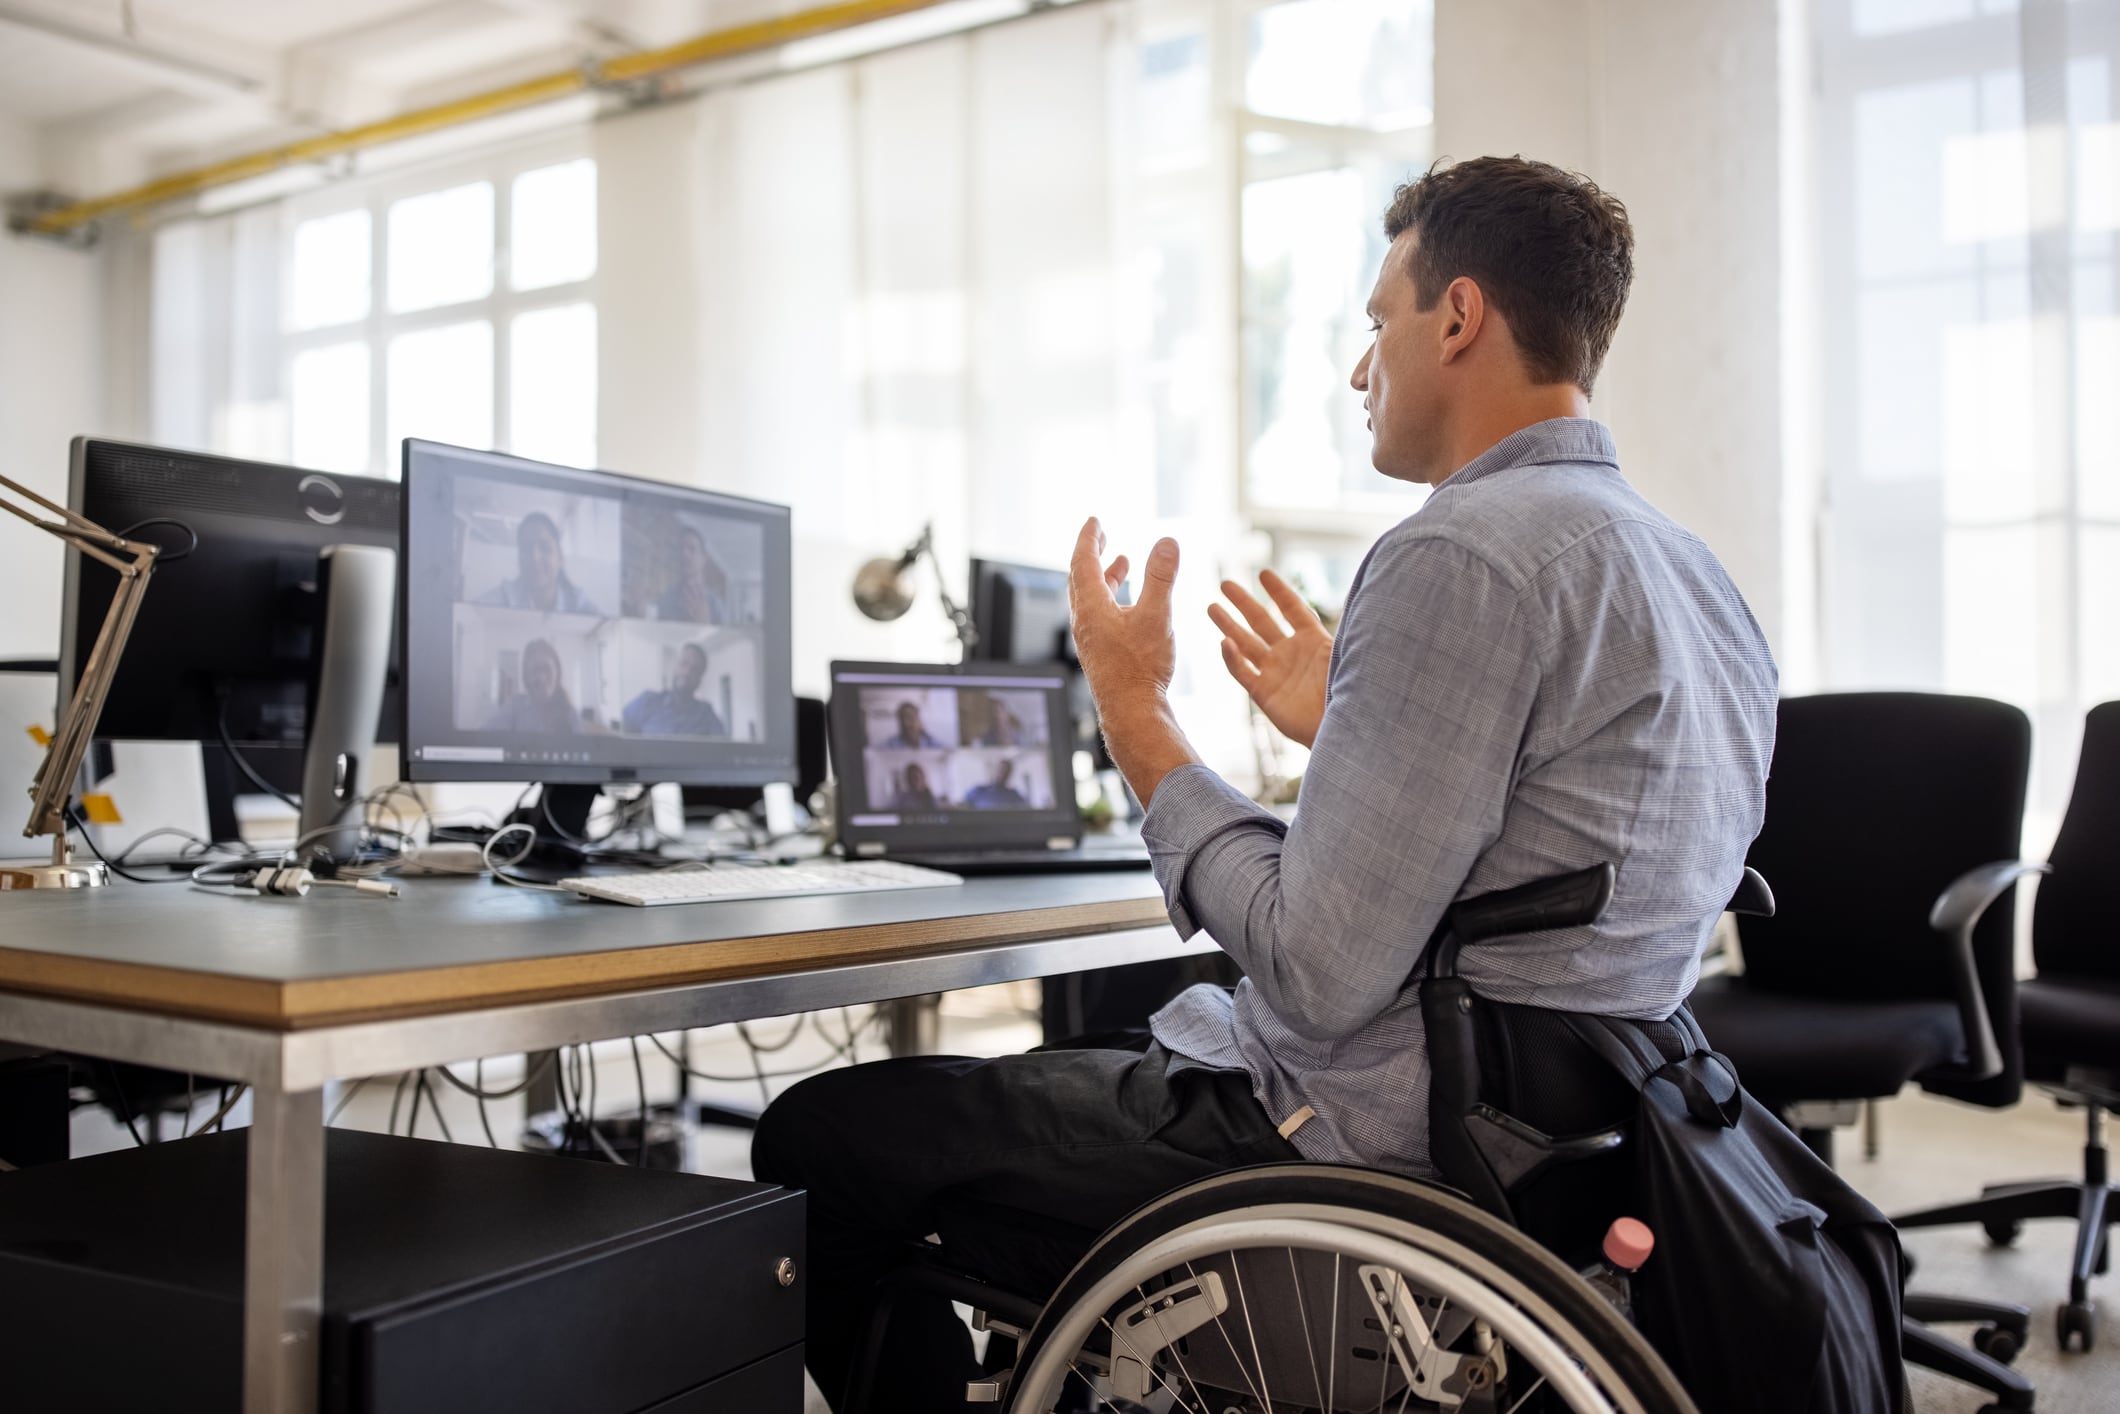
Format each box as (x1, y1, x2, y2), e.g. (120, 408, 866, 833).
(1351, 231, 1450, 487)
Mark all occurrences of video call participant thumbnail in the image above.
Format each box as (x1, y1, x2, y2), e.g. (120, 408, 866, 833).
(622, 641, 728, 738)
(486, 636, 577, 734)
(472, 509, 600, 615)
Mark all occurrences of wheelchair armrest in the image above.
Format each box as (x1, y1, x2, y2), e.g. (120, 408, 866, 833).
(1446, 863, 1617, 948)
(1725, 866, 1774, 918)
(1926, 859, 2048, 1083)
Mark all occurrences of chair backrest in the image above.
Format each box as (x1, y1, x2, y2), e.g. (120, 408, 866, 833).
(1737, 691, 2030, 1108)
(2034, 701, 2120, 982)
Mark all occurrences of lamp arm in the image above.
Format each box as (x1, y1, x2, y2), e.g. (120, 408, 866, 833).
(3, 472, 160, 844)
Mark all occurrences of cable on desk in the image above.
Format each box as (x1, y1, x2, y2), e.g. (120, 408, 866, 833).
(387, 1071, 412, 1135)
(67, 803, 174, 886)
(482, 822, 566, 892)
(179, 1073, 196, 1138)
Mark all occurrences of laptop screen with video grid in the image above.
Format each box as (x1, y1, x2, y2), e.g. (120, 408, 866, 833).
(828, 660, 1082, 856)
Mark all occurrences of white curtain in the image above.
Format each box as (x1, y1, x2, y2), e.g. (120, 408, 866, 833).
(1817, 0, 2120, 818)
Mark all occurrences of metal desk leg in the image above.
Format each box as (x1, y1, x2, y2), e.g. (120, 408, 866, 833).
(245, 1085, 324, 1414)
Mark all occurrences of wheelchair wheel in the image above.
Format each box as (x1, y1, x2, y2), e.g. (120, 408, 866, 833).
(1004, 1164, 1694, 1414)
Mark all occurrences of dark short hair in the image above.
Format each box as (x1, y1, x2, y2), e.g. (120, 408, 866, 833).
(1383, 156, 1634, 394)
(517, 510, 561, 546)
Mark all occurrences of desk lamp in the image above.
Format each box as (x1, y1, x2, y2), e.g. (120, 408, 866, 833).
(0, 471, 159, 890)
(851, 522, 979, 656)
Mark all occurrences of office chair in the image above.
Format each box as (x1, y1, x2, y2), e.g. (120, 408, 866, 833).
(1687, 691, 2038, 1407)
(1892, 700, 2120, 1352)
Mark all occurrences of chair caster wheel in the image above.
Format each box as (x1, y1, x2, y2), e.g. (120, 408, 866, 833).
(1973, 1323, 2023, 1365)
(2058, 1300, 2095, 1352)
(1983, 1218, 2024, 1248)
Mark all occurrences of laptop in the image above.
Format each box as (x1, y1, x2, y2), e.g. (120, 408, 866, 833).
(826, 660, 1150, 874)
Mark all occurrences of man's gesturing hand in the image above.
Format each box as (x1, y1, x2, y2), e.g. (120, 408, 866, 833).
(1068, 517, 1178, 710)
(1209, 569, 1333, 749)
(1066, 519, 1202, 804)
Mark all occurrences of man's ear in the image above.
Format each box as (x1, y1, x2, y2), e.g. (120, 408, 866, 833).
(1439, 277, 1484, 364)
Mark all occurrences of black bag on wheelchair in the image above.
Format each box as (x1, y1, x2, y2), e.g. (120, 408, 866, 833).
(1558, 1008, 1907, 1414)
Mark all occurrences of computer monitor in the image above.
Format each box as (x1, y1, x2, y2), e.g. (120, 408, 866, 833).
(398, 441, 797, 834)
(968, 558, 1073, 665)
(60, 439, 404, 838)
(967, 557, 1119, 767)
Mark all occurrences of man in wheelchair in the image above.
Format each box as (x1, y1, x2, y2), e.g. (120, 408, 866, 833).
(753, 156, 1780, 1412)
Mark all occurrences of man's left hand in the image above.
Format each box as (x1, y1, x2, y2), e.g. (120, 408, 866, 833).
(1069, 517, 1178, 713)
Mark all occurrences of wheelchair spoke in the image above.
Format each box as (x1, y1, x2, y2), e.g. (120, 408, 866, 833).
(1373, 1268, 1401, 1411)
(1186, 1259, 1274, 1412)
(1286, 1246, 1327, 1413)
(1502, 1370, 1550, 1414)
(1229, 1251, 1277, 1413)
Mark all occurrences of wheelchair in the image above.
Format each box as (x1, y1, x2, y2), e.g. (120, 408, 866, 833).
(845, 864, 1749, 1414)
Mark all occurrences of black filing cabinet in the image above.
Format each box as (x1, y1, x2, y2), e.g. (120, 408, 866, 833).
(0, 1128, 804, 1413)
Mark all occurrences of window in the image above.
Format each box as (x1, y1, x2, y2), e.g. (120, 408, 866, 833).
(1234, 0, 1434, 536)
(1814, 0, 2120, 809)
(279, 142, 598, 478)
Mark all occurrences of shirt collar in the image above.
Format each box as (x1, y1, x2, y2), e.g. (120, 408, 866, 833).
(1436, 417, 1618, 491)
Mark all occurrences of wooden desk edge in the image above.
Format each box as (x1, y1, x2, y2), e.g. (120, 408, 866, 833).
(0, 896, 1175, 1031)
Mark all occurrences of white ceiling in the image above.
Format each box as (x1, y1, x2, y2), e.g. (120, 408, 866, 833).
(0, 0, 751, 198)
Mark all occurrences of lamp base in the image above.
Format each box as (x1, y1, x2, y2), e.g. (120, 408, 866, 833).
(0, 857, 109, 891)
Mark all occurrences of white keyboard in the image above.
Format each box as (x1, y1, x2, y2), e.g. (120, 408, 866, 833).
(560, 859, 964, 907)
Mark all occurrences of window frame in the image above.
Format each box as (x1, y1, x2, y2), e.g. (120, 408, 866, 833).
(278, 132, 600, 480)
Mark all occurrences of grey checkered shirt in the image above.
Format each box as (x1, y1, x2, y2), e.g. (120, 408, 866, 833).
(1144, 417, 1778, 1177)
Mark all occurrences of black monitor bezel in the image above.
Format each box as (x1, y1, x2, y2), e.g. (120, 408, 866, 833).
(59, 435, 403, 749)
(828, 658, 1082, 855)
(968, 556, 1076, 665)
(398, 439, 797, 789)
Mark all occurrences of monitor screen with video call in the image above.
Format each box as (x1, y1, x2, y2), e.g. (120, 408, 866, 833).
(829, 661, 1083, 854)
(399, 440, 796, 787)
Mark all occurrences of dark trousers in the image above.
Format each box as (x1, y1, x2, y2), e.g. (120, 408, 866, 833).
(749, 1033, 1297, 1413)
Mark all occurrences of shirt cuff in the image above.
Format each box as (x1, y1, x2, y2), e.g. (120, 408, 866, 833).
(1141, 764, 1288, 938)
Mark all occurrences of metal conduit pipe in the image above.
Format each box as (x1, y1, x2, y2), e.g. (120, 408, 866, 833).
(20, 0, 951, 239)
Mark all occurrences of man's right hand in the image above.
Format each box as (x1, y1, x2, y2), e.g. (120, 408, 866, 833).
(1209, 569, 1333, 749)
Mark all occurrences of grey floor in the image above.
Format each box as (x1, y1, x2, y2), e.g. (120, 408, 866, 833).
(67, 985, 2118, 1412)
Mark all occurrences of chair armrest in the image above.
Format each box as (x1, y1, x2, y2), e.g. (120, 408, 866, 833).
(1726, 866, 1775, 918)
(1927, 859, 2050, 1082)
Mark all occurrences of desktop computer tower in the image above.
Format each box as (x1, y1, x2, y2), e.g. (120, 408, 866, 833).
(0, 1127, 804, 1413)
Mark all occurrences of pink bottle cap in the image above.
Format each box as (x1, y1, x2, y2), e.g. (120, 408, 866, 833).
(1603, 1217, 1655, 1272)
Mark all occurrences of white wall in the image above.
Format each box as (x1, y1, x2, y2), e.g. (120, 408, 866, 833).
(1434, 0, 1790, 657)
(0, 116, 105, 660)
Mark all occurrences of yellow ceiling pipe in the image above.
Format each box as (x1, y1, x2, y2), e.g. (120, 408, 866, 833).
(26, 0, 948, 237)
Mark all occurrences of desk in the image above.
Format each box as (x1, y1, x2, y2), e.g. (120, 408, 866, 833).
(0, 871, 1202, 1413)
